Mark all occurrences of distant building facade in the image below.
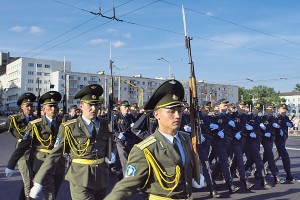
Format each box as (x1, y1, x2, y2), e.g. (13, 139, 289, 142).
(279, 92, 300, 116)
(0, 57, 239, 113)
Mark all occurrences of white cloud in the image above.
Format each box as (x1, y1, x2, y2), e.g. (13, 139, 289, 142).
(206, 12, 213, 16)
(106, 28, 118, 34)
(30, 26, 43, 34)
(123, 33, 132, 38)
(112, 41, 125, 48)
(88, 38, 108, 45)
(10, 26, 27, 32)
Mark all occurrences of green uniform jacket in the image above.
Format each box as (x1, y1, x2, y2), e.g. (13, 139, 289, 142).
(33, 115, 112, 190)
(105, 129, 194, 200)
(0, 113, 35, 138)
(6, 115, 64, 175)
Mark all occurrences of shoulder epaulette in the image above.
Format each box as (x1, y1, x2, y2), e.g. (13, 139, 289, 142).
(29, 118, 42, 124)
(135, 135, 156, 150)
(62, 119, 77, 126)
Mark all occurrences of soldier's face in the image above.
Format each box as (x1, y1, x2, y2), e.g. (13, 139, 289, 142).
(80, 102, 99, 120)
(219, 103, 228, 113)
(21, 103, 33, 116)
(43, 104, 58, 119)
(237, 105, 245, 113)
(120, 105, 129, 115)
(278, 108, 287, 115)
(154, 107, 183, 135)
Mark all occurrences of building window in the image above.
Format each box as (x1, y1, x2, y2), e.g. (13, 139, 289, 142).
(37, 72, 43, 76)
(28, 79, 34, 83)
(99, 78, 101, 82)
(44, 64, 50, 68)
(28, 63, 34, 67)
(36, 79, 42, 84)
(37, 64, 42, 68)
(44, 80, 48, 84)
(84, 77, 87, 81)
(28, 71, 34, 75)
(44, 73, 50, 76)
(27, 88, 33, 91)
(77, 77, 81, 81)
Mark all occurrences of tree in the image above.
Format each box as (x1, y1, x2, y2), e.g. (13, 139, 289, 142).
(238, 87, 252, 102)
(251, 85, 281, 105)
(293, 84, 300, 92)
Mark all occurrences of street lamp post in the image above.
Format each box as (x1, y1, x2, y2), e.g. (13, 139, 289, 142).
(157, 57, 182, 79)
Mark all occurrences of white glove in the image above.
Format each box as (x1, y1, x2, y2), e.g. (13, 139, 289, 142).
(5, 168, 14, 177)
(200, 134, 205, 143)
(260, 123, 266, 130)
(184, 125, 192, 133)
(228, 120, 235, 127)
(250, 132, 256, 138)
(130, 123, 134, 128)
(118, 132, 126, 141)
(245, 124, 253, 131)
(272, 123, 280, 129)
(286, 122, 293, 127)
(0, 121, 7, 126)
(105, 152, 116, 164)
(235, 132, 241, 140)
(209, 123, 219, 130)
(192, 174, 205, 189)
(29, 182, 43, 199)
(264, 132, 271, 137)
(279, 129, 284, 136)
(218, 130, 224, 138)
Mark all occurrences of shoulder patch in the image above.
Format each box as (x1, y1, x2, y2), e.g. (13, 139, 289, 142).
(125, 164, 137, 177)
(135, 135, 156, 150)
(29, 118, 42, 124)
(62, 119, 77, 126)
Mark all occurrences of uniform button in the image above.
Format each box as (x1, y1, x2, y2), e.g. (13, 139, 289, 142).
(186, 182, 188, 185)
(94, 140, 97, 143)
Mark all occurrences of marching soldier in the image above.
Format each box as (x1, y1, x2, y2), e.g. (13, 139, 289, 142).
(5, 91, 65, 200)
(274, 103, 297, 181)
(210, 99, 240, 194)
(131, 110, 158, 140)
(114, 100, 142, 176)
(29, 84, 115, 200)
(228, 101, 254, 190)
(198, 101, 220, 198)
(260, 103, 284, 185)
(104, 79, 203, 200)
(2, 93, 36, 200)
(244, 103, 271, 188)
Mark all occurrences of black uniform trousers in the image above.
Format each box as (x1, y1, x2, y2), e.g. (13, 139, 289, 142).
(198, 142, 213, 186)
(228, 139, 246, 179)
(211, 138, 232, 182)
(274, 136, 291, 173)
(244, 138, 264, 178)
(261, 138, 279, 175)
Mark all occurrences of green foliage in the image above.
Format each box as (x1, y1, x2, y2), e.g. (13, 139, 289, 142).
(238, 85, 281, 106)
(293, 84, 300, 92)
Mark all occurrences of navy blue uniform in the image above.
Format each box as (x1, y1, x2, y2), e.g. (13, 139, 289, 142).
(260, 114, 279, 176)
(274, 114, 293, 176)
(228, 111, 247, 180)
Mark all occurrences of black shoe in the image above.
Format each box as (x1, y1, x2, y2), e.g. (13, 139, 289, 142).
(286, 175, 297, 182)
(226, 181, 240, 194)
(260, 178, 271, 189)
(208, 185, 221, 198)
(241, 179, 254, 190)
(274, 175, 284, 184)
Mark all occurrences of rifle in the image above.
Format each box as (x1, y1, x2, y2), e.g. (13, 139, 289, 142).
(182, 5, 201, 184)
(107, 59, 114, 160)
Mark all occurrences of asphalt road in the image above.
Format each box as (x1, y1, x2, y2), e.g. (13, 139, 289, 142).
(1, 119, 299, 199)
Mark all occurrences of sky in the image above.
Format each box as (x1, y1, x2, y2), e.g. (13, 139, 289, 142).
(1, 0, 300, 93)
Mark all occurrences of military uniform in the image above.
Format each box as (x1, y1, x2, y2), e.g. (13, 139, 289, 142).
(31, 84, 113, 200)
(114, 100, 142, 175)
(260, 104, 283, 184)
(131, 110, 158, 140)
(274, 104, 296, 181)
(244, 103, 271, 188)
(3, 93, 36, 199)
(210, 99, 240, 193)
(105, 79, 198, 200)
(7, 91, 64, 200)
